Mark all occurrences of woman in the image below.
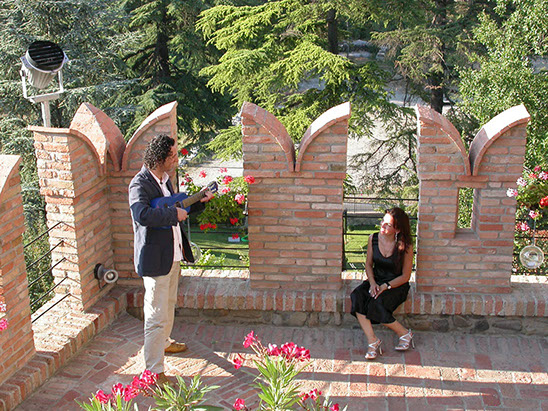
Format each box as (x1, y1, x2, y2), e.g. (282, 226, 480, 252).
(350, 207, 414, 360)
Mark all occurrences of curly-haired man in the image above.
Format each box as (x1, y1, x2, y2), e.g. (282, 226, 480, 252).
(129, 134, 213, 386)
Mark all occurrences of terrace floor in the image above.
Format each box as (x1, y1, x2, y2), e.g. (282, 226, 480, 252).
(15, 311, 548, 410)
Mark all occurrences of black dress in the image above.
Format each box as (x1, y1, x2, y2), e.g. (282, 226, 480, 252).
(350, 233, 410, 324)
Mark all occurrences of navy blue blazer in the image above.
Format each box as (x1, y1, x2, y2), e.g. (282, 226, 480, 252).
(129, 166, 204, 277)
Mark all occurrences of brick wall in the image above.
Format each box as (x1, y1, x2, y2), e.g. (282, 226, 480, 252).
(0, 155, 35, 388)
(415, 104, 530, 294)
(241, 102, 350, 290)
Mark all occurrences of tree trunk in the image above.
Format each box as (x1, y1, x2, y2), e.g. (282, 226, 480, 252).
(154, 2, 171, 83)
(326, 9, 338, 55)
(428, 0, 450, 113)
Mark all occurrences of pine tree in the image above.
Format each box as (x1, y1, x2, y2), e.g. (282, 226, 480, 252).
(197, 0, 401, 160)
(118, 0, 234, 145)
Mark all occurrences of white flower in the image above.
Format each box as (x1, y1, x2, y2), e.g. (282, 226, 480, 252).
(516, 177, 527, 187)
(506, 188, 518, 197)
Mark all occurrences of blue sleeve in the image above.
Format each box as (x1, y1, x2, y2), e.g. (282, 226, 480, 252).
(129, 177, 179, 227)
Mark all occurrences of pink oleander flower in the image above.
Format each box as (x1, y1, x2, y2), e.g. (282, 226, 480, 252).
(534, 165, 542, 172)
(506, 188, 518, 197)
(518, 222, 530, 232)
(529, 210, 540, 219)
(94, 390, 111, 404)
(0, 318, 8, 331)
(235, 194, 246, 205)
(281, 342, 299, 359)
(221, 187, 231, 194)
(180, 148, 189, 156)
(539, 171, 548, 180)
(199, 170, 207, 178)
(220, 167, 228, 173)
(517, 177, 527, 187)
(541, 196, 548, 208)
(233, 355, 243, 369)
(243, 331, 256, 348)
(530, 173, 537, 179)
(139, 370, 157, 386)
(230, 217, 239, 225)
(233, 398, 246, 410)
(300, 392, 309, 400)
(244, 175, 255, 184)
(308, 389, 322, 401)
(185, 174, 193, 183)
(330, 404, 340, 411)
(223, 175, 234, 184)
(267, 343, 280, 356)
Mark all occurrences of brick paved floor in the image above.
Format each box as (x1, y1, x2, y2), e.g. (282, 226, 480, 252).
(16, 312, 548, 410)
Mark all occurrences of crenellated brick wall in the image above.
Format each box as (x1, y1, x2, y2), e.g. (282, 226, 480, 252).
(0, 155, 35, 388)
(415, 104, 530, 294)
(241, 102, 350, 290)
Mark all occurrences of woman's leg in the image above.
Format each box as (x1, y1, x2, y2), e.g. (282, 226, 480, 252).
(383, 320, 408, 337)
(356, 313, 378, 344)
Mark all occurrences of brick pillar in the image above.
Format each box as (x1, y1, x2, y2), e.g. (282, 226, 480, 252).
(415, 105, 529, 294)
(0, 155, 35, 387)
(241, 102, 350, 290)
(30, 103, 123, 310)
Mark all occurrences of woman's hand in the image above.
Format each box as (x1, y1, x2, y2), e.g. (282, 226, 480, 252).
(369, 282, 381, 298)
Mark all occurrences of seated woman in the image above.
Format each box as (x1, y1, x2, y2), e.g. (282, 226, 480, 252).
(350, 207, 414, 360)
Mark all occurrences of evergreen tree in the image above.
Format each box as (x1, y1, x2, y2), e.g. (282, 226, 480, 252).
(197, 0, 402, 162)
(118, 0, 234, 146)
(458, 0, 548, 168)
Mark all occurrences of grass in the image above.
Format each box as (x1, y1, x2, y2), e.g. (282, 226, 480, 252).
(344, 225, 378, 270)
(186, 224, 248, 268)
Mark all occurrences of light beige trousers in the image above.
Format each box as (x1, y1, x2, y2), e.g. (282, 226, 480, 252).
(142, 261, 180, 374)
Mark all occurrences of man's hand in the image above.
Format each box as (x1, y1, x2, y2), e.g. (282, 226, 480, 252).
(176, 207, 188, 221)
(200, 189, 215, 203)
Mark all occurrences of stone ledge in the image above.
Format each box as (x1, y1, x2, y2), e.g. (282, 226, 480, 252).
(0, 288, 126, 411)
(124, 269, 548, 318)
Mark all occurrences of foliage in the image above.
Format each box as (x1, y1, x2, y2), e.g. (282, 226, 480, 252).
(197, 0, 400, 160)
(117, 0, 233, 145)
(230, 331, 345, 411)
(370, 0, 496, 113)
(77, 370, 222, 410)
(458, 0, 548, 168)
(179, 163, 254, 230)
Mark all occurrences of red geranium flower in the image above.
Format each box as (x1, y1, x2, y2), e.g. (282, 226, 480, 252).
(244, 175, 255, 184)
(223, 175, 233, 184)
(180, 148, 189, 156)
(230, 217, 239, 225)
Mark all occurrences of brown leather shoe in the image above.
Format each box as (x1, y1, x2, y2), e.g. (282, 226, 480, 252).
(164, 341, 187, 354)
(156, 372, 175, 387)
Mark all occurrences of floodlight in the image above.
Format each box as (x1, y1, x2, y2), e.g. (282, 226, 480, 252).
(20, 40, 69, 126)
(94, 263, 119, 284)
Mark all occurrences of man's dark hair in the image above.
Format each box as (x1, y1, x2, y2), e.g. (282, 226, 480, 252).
(143, 134, 175, 169)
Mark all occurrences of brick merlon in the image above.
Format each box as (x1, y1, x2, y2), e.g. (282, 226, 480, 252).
(295, 102, 351, 172)
(240, 102, 295, 172)
(70, 103, 126, 172)
(0, 155, 22, 201)
(122, 101, 178, 171)
(469, 104, 530, 176)
(415, 105, 470, 176)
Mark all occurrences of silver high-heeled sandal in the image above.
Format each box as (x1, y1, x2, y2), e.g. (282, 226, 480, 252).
(395, 329, 415, 351)
(365, 339, 383, 360)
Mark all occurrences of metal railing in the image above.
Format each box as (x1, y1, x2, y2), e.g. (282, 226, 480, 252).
(23, 221, 74, 319)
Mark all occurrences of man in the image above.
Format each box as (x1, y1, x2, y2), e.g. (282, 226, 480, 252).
(129, 134, 213, 385)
